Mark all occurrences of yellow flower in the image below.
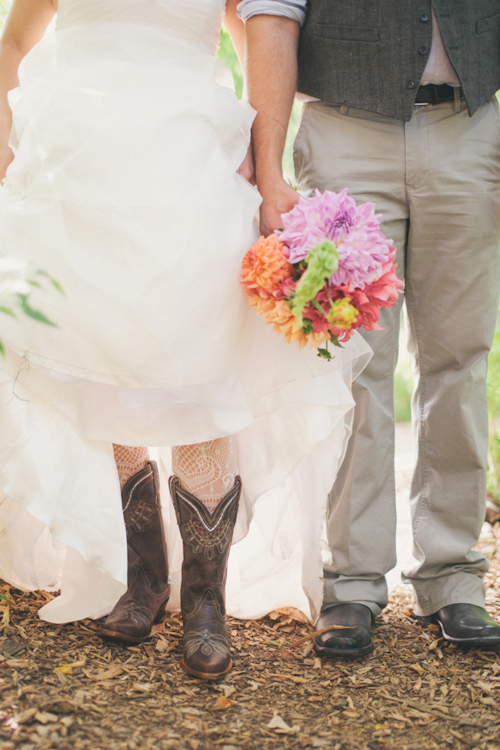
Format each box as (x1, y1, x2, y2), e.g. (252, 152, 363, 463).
(327, 298, 358, 329)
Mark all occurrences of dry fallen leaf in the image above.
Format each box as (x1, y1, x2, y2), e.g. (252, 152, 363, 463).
(291, 624, 354, 648)
(390, 713, 411, 723)
(212, 696, 235, 711)
(91, 666, 123, 681)
(410, 663, 425, 675)
(128, 682, 152, 693)
(15, 708, 38, 725)
(154, 636, 168, 654)
(267, 713, 300, 734)
(34, 712, 58, 725)
(276, 607, 310, 625)
(0, 607, 10, 626)
(0, 659, 30, 669)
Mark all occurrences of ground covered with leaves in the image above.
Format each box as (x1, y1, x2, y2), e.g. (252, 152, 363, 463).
(1, 523, 500, 750)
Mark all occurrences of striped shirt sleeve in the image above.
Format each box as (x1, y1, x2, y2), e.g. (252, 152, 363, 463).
(237, 0, 307, 26)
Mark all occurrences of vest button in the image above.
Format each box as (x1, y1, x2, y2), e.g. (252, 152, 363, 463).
(418, 45, 428, 55)
(407, 80, 416, 89)
(420, 13, 429, 22)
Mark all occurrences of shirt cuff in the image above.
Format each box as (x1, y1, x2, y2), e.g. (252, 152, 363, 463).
(237, 0, 307, 26)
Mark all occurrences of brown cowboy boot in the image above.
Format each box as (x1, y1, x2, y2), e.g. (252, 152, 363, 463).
(169, 475, 241, 680)
(102, 461, 170, 644)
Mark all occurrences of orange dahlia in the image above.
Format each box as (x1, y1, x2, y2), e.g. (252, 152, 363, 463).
(256, 298, 331, 350)
(240, 233, 292, 299)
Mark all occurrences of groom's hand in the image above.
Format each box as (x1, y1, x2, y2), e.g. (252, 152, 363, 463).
(259, 178, 299, 235)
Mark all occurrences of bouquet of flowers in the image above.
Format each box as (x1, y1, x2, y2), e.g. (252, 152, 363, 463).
(241, 189, 403, 359)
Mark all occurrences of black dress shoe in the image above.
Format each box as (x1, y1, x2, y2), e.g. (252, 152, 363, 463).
(425, 604, 500, 646)
(314, 603, 373, 657)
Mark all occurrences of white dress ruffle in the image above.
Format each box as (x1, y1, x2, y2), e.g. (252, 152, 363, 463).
(0, 0, 371, 624)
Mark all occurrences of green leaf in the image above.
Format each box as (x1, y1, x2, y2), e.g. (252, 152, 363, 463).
(0, 340, 4, 358)
(0, 305, 16, 318)
(311, 299, 328, 317)
(34, 269, 64, 294)
(330, 334, 344, 348)
(17, 295, 56, 327)
(317, 347, 333, 361)
(51, 279, 64, 294)
(0, 592, 9, 601)
(27, 280, 42, 289)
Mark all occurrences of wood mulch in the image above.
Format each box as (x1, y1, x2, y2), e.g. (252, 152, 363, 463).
(1, 522, 500, 750)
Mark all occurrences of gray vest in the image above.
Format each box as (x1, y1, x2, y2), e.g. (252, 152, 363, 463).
(297, 0, 500, 120)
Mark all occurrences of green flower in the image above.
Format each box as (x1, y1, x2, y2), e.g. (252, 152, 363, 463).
(290, 240, 339, 327)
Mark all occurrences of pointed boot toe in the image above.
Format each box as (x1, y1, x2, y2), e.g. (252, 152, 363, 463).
(170, 476, 241, 680)
(102, 461, 170, 644)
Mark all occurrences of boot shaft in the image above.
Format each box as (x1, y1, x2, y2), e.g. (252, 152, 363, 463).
(122, 461, 169, 593)
(169, 475, 241, 680)
(169, 476, 240, 615)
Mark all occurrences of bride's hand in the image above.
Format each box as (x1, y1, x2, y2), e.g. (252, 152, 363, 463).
(0, 117, 14, 183)
(238, 144, 256, 185)
(0, 142, 14, 183)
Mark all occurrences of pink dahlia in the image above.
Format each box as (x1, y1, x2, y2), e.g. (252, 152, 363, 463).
(278, 189, 394, 289)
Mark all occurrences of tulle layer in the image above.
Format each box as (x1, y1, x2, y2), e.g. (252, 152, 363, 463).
(0, 335, 370, 623)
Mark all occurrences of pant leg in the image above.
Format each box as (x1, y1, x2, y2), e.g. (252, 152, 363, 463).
(401, 97, 500, 615)
(294, 98, 500, 619)
(294, 102, 409, 617)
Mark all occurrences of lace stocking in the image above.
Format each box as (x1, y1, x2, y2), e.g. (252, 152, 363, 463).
(113, 444, 150, 490)
(172, 437, 237, 513)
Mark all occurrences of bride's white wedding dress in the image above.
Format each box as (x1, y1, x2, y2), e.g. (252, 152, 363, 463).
(0, 0, 370, 624)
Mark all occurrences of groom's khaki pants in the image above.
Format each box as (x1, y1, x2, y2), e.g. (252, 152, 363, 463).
(294, 95, 500, 617)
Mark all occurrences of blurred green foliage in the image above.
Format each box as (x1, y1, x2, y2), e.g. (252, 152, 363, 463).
(487, 327, 500, 500)
(394, 358, 413, 423)
(0, 0, 10, 28)
(218, 28, 243, 100)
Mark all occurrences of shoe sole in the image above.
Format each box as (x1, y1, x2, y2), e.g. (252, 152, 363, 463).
(314, 641, 373, 658)
(101, 628, 149, 645)
(181, 657, 233, 681)
(100, 598, 169, 645)
(434, 618, 500, 646)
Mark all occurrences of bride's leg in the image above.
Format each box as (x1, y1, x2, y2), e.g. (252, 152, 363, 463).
(112, 444, 150, 489)
(101, 446, 170, 643)
(170, 438, 240, 679)
(171, 437, 237, 511)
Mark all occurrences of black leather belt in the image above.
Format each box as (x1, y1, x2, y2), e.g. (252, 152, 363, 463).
(415, 83, 459, 105)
